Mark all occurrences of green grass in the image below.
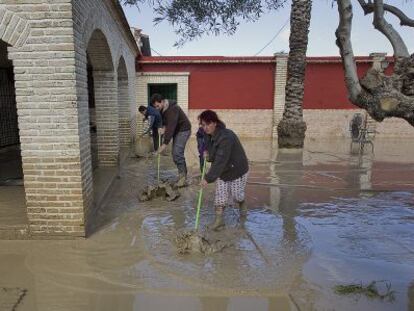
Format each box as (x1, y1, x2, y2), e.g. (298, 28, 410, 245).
(334, 281, 395, 302)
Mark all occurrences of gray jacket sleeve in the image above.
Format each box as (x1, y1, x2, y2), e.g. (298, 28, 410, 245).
(204, 136, 233, 183)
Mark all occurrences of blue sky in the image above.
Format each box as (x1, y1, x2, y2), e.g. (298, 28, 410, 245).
(122, 1, 414, 57)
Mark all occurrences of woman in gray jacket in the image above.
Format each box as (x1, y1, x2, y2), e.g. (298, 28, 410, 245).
(199, 110, 249, 230)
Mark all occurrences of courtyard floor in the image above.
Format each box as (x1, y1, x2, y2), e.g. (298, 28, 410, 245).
(0, 137, 413, 311)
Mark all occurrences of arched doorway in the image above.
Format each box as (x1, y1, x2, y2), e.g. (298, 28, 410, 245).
(82, 29, 121, 234)
(0, 40, 28, 235)
(86, 29, 119, 168)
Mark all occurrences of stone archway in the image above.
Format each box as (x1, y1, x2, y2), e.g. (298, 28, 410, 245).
(0, 39, 28, 236)
(0, 8, 31, 237)
(86, 29, 119, 167)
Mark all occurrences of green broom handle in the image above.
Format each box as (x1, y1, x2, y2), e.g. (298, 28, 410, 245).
(194, 156, 207, 230)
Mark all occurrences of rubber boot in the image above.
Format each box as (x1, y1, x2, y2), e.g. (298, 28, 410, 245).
(237, 200, 247, 220)
(208, 209, 225, 231)
(176, 173, 187, 188)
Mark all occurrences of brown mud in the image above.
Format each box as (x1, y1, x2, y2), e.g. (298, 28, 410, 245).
(0, 138, 413, 310)
(175, 230, 230, 255)
(138, 181, 180, 202)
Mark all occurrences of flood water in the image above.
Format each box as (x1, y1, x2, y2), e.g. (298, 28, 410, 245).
(0, 138, 413, 311)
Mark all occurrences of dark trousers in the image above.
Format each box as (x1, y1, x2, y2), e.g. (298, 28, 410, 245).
(172, 130, 191, 175)
(199, 155, 205, 173)
(152, 128, 160, 151)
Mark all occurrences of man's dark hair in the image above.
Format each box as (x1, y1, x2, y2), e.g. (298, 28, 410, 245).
(150, 93, 164, 105)
(138, 105, 147, 113)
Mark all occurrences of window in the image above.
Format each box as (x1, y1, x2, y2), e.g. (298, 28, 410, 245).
(148, 83, 177, 104)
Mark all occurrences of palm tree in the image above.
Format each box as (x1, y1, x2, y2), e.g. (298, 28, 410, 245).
(277, 0, 312, 148)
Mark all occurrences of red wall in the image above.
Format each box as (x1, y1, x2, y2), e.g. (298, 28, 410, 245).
(139, 62, 275, 109)
(138, 56, 394, 110)
(303, 62, 371, 109)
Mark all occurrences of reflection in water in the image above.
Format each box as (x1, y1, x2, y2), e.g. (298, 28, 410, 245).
(0, 138, 413, 310)
(199, 296, 228, 311)
(347, 152, 373, 192)
(274, 149, 304, 245)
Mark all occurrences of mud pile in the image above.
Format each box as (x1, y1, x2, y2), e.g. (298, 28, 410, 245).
(175, 230, 230, 255)
(138, 181, 180, 202)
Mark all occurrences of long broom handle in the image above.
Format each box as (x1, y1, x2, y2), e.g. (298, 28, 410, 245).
(194, 156, 207, 230)
(157, 134, 161, 184)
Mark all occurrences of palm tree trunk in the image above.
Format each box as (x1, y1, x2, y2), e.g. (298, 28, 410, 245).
(277, 0, 312, 148)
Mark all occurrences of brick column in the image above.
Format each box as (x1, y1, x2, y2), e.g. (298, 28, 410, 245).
(128, 71, 137, 145)
(93, 71, 119, 166)
(118, 75, 130, 147)
(272, 53, 288, 138)
(3, 5, 87, 237)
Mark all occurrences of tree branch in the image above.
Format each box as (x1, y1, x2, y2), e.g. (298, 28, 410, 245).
(372, 0, 409, 58)
(336, 0, 362, 102)
(358, 1, 414, 27)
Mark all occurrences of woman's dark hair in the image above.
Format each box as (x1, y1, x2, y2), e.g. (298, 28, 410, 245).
(198, 110, 226, 128)
(150, 93, 164, 105)
(138, 105, 147, 113)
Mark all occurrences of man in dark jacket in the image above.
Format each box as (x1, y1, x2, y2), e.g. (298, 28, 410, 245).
(199, 110, 249, 230)
(138, 105, 163, 151)
(151, 93, 192, 187)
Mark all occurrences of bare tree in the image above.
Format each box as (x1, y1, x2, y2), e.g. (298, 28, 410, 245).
(336, 0, 414, 126)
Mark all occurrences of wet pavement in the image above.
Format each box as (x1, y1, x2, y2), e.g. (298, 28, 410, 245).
(0, 138, 413, 310)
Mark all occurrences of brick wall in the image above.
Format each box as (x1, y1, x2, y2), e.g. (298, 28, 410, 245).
(273, 53, 288, 137)
(71, 0, 138, 235)
(137, 55, 414, 139)
(189, 109, 274, 138)
(304, 109, 414, 138)
(2, 1, 83, 237)
(1, 0, 137, 238)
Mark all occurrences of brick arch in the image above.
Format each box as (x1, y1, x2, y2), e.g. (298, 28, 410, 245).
(81, 12, 120, 72)
(117, 55, 128, 78)
(0, 8, 30, 48)
(87, 29, 114, 71)
(83, 24, 121, 167)
(118, 50, 136, 82)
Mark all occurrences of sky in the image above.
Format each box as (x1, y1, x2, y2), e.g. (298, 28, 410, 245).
(122, 1, 414, 57)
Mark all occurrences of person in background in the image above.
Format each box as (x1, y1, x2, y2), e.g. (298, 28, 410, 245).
(150, 93, 191, 187)
(138, 105, 163, 151)
(199, 110, 249, 230)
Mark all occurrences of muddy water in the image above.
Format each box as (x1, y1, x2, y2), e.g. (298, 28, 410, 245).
(0, 138, 413, 310)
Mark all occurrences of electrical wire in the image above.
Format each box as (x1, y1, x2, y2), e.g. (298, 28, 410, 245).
(151, 48, 163, 56)
(254, 18, 290, 56)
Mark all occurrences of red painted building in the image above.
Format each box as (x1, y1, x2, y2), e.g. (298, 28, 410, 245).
(136, 54, 411, 138)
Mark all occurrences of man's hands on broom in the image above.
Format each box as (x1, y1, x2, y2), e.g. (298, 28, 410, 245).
(199, 152, 209, 188)
(157, 144, 167, 155)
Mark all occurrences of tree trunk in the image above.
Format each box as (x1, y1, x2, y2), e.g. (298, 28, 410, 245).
(337, 0, 414, 127)
(277, 0, 312, 148)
